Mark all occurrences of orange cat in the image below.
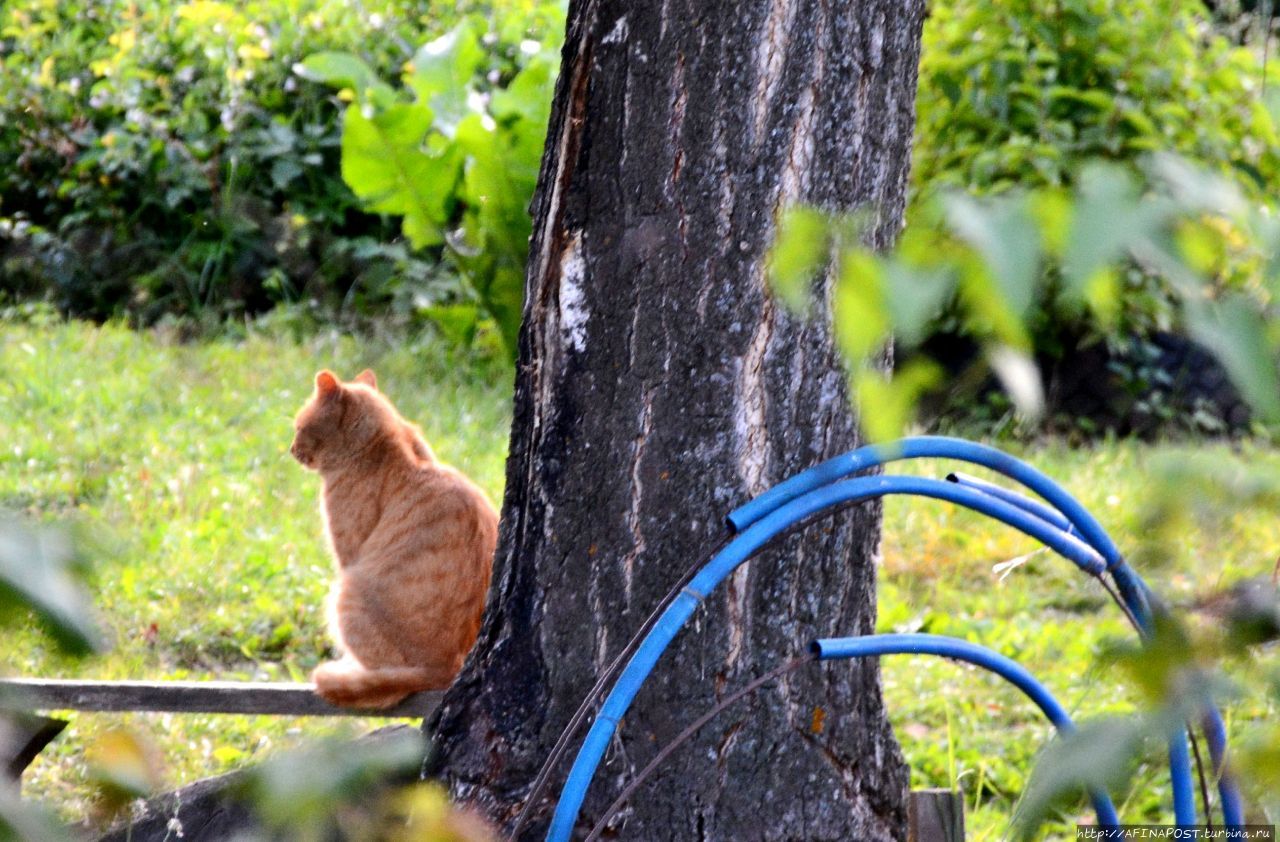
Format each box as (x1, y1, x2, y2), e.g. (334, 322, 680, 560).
(290, 369, 498, 708)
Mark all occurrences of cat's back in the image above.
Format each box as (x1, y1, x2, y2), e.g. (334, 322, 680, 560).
(424, 461, 498, 554)
(379, 459, 497, 562)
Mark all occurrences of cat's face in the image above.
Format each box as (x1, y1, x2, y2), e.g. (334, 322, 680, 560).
(291, 370, 385, 471)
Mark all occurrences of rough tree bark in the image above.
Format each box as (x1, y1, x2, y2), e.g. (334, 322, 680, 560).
(429, 0, 927, 838)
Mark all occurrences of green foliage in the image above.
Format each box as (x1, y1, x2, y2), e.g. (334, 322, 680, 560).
(911, 0, 1280, 405)
(307, 11, 563, 357)
(233, 729, 423, 840)
(0, 0, 558, 337)
(232, 729, 498, 840)
(770, 154, 1280, 440)
(878, 440, 1280, 834)
(915, 0, 1280, 199)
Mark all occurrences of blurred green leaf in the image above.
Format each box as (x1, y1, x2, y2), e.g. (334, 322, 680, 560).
(390, 782, 498, 841)
(235, 729, 426, 838)
(1027, 188, 1072, 258)
(768, 208, 833, 312)
(833, 249, 889, 364)
(1100, 612, 1201, 705)
(883, 262, 955, 349)
(854, 361, 943, 443)
(1061, 164, 1167, 304)
(1148, 153, 1248, 219)
(1183, 295, 1280, 423)
(0, 786, 73, 842)
(295, 52, 395, 107)
(945, 193, 1042, 319)
(0, 517, 103, 656)
(1015, 717, 1151, 841)
(87, 728, 163, 815)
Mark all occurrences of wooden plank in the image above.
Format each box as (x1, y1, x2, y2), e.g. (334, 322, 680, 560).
(908, 788, 965, 842)
(0, 679, 442, 718)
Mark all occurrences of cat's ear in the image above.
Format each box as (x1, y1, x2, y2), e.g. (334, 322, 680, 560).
(315, 370, 340, 396)
(354, 369, 377, 389)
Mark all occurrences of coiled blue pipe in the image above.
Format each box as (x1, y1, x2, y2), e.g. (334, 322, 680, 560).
(727, 436, 1234, 826)
(726, 437, 1119, 561)
(811, 634, 1120, 826)
(548, 437, 1239, 835)
(547, 474, 1113, 840)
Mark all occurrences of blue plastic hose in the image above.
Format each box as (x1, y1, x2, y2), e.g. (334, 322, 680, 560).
(812, 634, 1120, 826)
(547, 474, 1113, 841)
(547, 436, 1238, 834)
(728, 435, 1232, 826)
(727, 437, 1122, 564)
(947, 471, 1206, 823)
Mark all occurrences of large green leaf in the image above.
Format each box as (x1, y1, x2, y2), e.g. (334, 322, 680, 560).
(491, 53, 556, 126)
(767, 208, 832, 312)
(455, 111, 529, 261)
(407, 22, 485, 136)
(419, 303, 482, 347)
(340, 104, 461, 249)
(483, 263, 525, 355)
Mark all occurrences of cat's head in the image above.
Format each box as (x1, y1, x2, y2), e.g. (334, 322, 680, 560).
(290, 369, 391, 471)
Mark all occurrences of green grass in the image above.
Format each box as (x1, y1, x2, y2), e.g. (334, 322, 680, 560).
(1, 317, 1277, 836)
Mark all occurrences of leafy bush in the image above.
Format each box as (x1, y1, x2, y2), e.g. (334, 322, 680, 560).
(300, 8, 563, 356)
(0, 0, 559, 332)
(915, 0, 1280, 199)
(771, 154, 1280, 441)
(910, 0, 1280, 411)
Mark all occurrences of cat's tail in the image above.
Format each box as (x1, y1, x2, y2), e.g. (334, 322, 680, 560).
(312, 661, 455, 709)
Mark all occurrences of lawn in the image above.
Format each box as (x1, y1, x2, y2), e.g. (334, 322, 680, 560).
(1, 317, 1276, 837)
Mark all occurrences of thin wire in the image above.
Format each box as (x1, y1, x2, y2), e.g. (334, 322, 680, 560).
(1099, 574, 1142, 633)
(584, 654, 814, 842)
(507, 536, 730, 839)
(1188, 724, 1214, 829)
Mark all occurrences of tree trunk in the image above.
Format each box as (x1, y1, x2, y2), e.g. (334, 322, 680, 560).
(429, 0, 926, 838)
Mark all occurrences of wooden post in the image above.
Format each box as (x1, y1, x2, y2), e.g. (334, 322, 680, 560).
(0, 712, 67, 784)
(908, 789, 965, 842)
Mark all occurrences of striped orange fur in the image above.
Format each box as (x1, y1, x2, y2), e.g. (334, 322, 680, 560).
(291, 369, 498, 708)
